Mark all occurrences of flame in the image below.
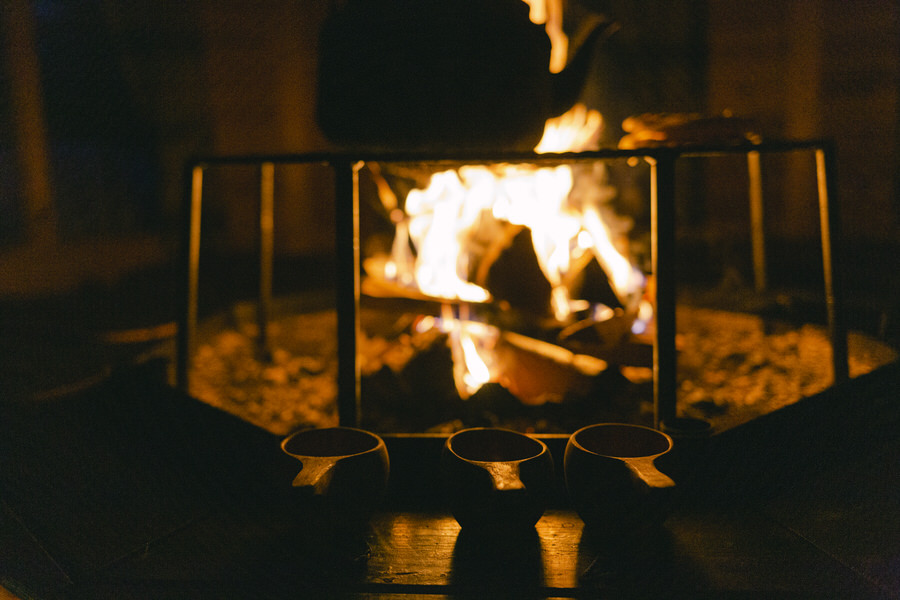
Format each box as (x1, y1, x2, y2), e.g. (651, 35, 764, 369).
(460, 329, 492, 392)
(404, 170, 492, 303)
(439, 304, 498, 398)
(372, 102, 646, 398)
(364, 2, 649, 401)
(581, 205, 643, 299)
(385, 130, 643, 318)
(535, 103, 603, 153)
(521, 0, 568, 73)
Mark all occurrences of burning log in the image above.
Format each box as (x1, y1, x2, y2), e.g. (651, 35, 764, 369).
(494, 330, 606, 406)
(478, 227, 552, 316)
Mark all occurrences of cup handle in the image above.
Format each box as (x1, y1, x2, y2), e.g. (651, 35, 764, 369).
(291, 457, 336, 495)
(484, 462, 526, 491)
(625, 457, 675, 489)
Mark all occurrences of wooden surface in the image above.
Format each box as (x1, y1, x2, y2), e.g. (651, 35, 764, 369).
(1, 363, 899, 599)
(79, 505, 895, 599)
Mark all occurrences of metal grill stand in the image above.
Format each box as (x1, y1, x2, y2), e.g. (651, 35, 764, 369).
(176, 140, 848, 431)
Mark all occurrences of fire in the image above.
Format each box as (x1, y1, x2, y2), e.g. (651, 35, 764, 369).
(371, 105, 646, 398)
(521, 0, 568, 74)
(404, 170, 492, 303)
(581, 204, 644, 301)
(363, 1, 648, 400)
(430, 304, 498, 397)
(381, 105, 643, 320)
(534, 103, 603, 153)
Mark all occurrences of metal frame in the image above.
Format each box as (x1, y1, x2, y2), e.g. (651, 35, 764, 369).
(175, 140, 848, 431)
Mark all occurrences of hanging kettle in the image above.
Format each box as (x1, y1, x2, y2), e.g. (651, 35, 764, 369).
(316, 0, 613, 151)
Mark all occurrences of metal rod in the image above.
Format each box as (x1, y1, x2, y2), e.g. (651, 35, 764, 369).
(815, 146, 849, 384)
(257, 162, 275, 360)
(185, 139, 832, 168)
(650, 152, 678, 428)
(335, 160, 362, 427)
(176, 164, 204, 391)
(747, 150, 767, 292)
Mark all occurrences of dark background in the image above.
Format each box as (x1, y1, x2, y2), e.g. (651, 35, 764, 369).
(2, 0, 897, 266)
(1, 0, 898, 384)
(1, 4, 899, 598)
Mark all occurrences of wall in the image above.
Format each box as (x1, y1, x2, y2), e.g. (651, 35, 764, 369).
(2, 0, 898, 295)
(706, 0, 899, 242)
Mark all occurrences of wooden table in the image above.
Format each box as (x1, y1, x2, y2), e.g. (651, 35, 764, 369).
(2, 363, 899, 599)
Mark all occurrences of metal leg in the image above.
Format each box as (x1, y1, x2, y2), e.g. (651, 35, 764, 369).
(177, 164, 204, 392)
(651, 151, 678, 428)
(815, 145, 849, 384)
(257, 162, 275, 360)
(335, 160, 362, 427)
(747, 150, 767, 292)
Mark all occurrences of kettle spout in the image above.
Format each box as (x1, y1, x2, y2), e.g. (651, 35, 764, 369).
(550, 17, 619, 116)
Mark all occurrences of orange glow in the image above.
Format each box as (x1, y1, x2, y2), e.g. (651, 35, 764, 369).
(535, 103, 603, 154)
(459, 325, 494, 395)
(374, 146, 644, 398)
(368, 102, 645, 399)
(403, 170, 492, 303)
(381, 155, 642, 319)
(363, 2, 647, 401)
(521, 0, 568, 73)
(441, 304, 499, 398)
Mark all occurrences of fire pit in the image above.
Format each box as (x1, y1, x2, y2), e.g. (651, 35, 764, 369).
(168, 1, 900, 441)
(174, 142, 896, 438)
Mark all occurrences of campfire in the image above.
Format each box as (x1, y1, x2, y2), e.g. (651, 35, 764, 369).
(359, 103, 650, 403)
(346, 1, 651, 409)
(178, 1, 897, 437)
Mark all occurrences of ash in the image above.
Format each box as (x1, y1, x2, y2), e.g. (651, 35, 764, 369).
(676, 308, 896, 430)
(189, 305, 896, 436)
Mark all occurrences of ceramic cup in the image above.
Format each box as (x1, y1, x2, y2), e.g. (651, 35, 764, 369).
(442, 427, 554, 530)
(565, 423, 675, 536)
(281, 426, 390, 526)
